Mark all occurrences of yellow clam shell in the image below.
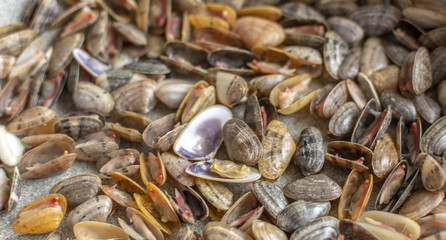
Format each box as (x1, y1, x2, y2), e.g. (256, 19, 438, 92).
(12, 194, 67, 234)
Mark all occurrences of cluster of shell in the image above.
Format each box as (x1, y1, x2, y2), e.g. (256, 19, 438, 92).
(1, 0, 446, 239)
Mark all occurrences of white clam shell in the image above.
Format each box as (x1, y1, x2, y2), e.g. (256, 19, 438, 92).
(0, 125, 24, 166)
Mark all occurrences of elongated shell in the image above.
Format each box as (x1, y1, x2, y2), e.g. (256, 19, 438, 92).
(283, 174, 341, 201)
(73, 221, 129, 240)
(323, 31, 348, 80)
(221, 191, 263, 231)
(196, 178, 233, 211)
(358, 211, 421, 239)
(12, 194, 67, 234)
(67, 195, 113, 228)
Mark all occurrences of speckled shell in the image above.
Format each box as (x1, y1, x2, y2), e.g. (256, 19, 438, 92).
(294, 126, 324, 175)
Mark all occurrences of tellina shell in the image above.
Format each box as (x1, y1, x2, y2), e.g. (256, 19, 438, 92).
(283, 174, 341, 202)
(223, 118, 262, 166)
(73, 221, 129, 240)
(251, 180, 288, 219)
(294, 126, 324, 176)
(173, 105, 232, 160)
(49, 173, 101, 208)
(12, 194, 67, 234)
(140, 152, 166, 187)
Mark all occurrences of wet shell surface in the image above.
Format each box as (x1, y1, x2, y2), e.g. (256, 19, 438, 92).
(173, 105, 232, 160)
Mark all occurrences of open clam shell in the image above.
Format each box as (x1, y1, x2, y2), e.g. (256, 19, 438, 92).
(310, 80, 348, 119)
(168, 180, 209, 224)
(186, 159, 261, 183)
(173, 105, 232, 160)
(325, 141, 373, 172)
(357, 73, 381, 110)
(19, 135, 76, 179)
(143, 113, 176, 149)
(338, 170, 373, 221)
(221, 191, 264, 231)
(269, 73, 321, 115)
(0, 166, 19, 213)
(351, 98, 392, 149)
(175, 80, 216, 124)
(118, 207, 164, 240)
(358, 211, 421, 240)
(140, 152, 166, 187)
(244, 94, 277, 141)
(397, 117, 421, 166)
(12, 194, 67, 234)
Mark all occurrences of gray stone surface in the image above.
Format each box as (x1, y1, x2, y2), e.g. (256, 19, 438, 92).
(0, 1, 382, 239)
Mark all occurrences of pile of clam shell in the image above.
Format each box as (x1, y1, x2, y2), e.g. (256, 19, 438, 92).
(1, 0, 446, 239)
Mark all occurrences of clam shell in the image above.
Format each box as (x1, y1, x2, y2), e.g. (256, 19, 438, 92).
(175, 81, 216, 124)
(53, 115, 104, 140)
(339, 47, 361, 80)
(196, 178, 233, 211)
(49, 174, 101, 208)
(327, 16, 363, 47)
(399, 47, 432, 96)
(173, 105, 232, 160)
(417, 153, 445, 192)
(0, 166, 19, 213)
(294, 126, 324, 175)
(203, 222, 253, 240)
(73, 221, 129, 240)
(232, 16, 285, 49)
(12, 194, 67, 234)
(323, 31, 348, 80)
(161, 152, 195, 187)
(290, 216, 339, 240)
(372, 134, 399, 179)
(186, 160, 261, 183)
(259, 120, 295, 179)
(399, 190, 444, 221)
(283, 174, 341, 201)
(214, 71, 248, 108)
(143, 113, 176, 149)
(6, 106, 55, 134)
(359, 211, 421, 240)
(414, 94, 441, 124)
(338, 171, 373, 221)
(277, 200, 330, 233)
(169, 181, 209, 223)
(269, 73, 321, 115)
(310, 80, 348, 119)
(47, 33, 84, 75)
(72, 81, 115, 115)
(221, 191, 263, 231)
(0, 125, 25, 166)
(111, 79, 158, 114)
(360, 37, 389, 76)
(155, 80, 194, 109)
(325, 141, 373, 172)
(118, 207, 164, 240)
(350, 4, 401, 36)
(251, 180, 288, 219)
(223, 118, 262, 166)
(420, 116, 446, 157)
(140, 152, 166, 187)
(67, 195, 113, 228)
(251, 220, 287, 240)
(328, 102, 360, 138)
(380, 90, 417, 122)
